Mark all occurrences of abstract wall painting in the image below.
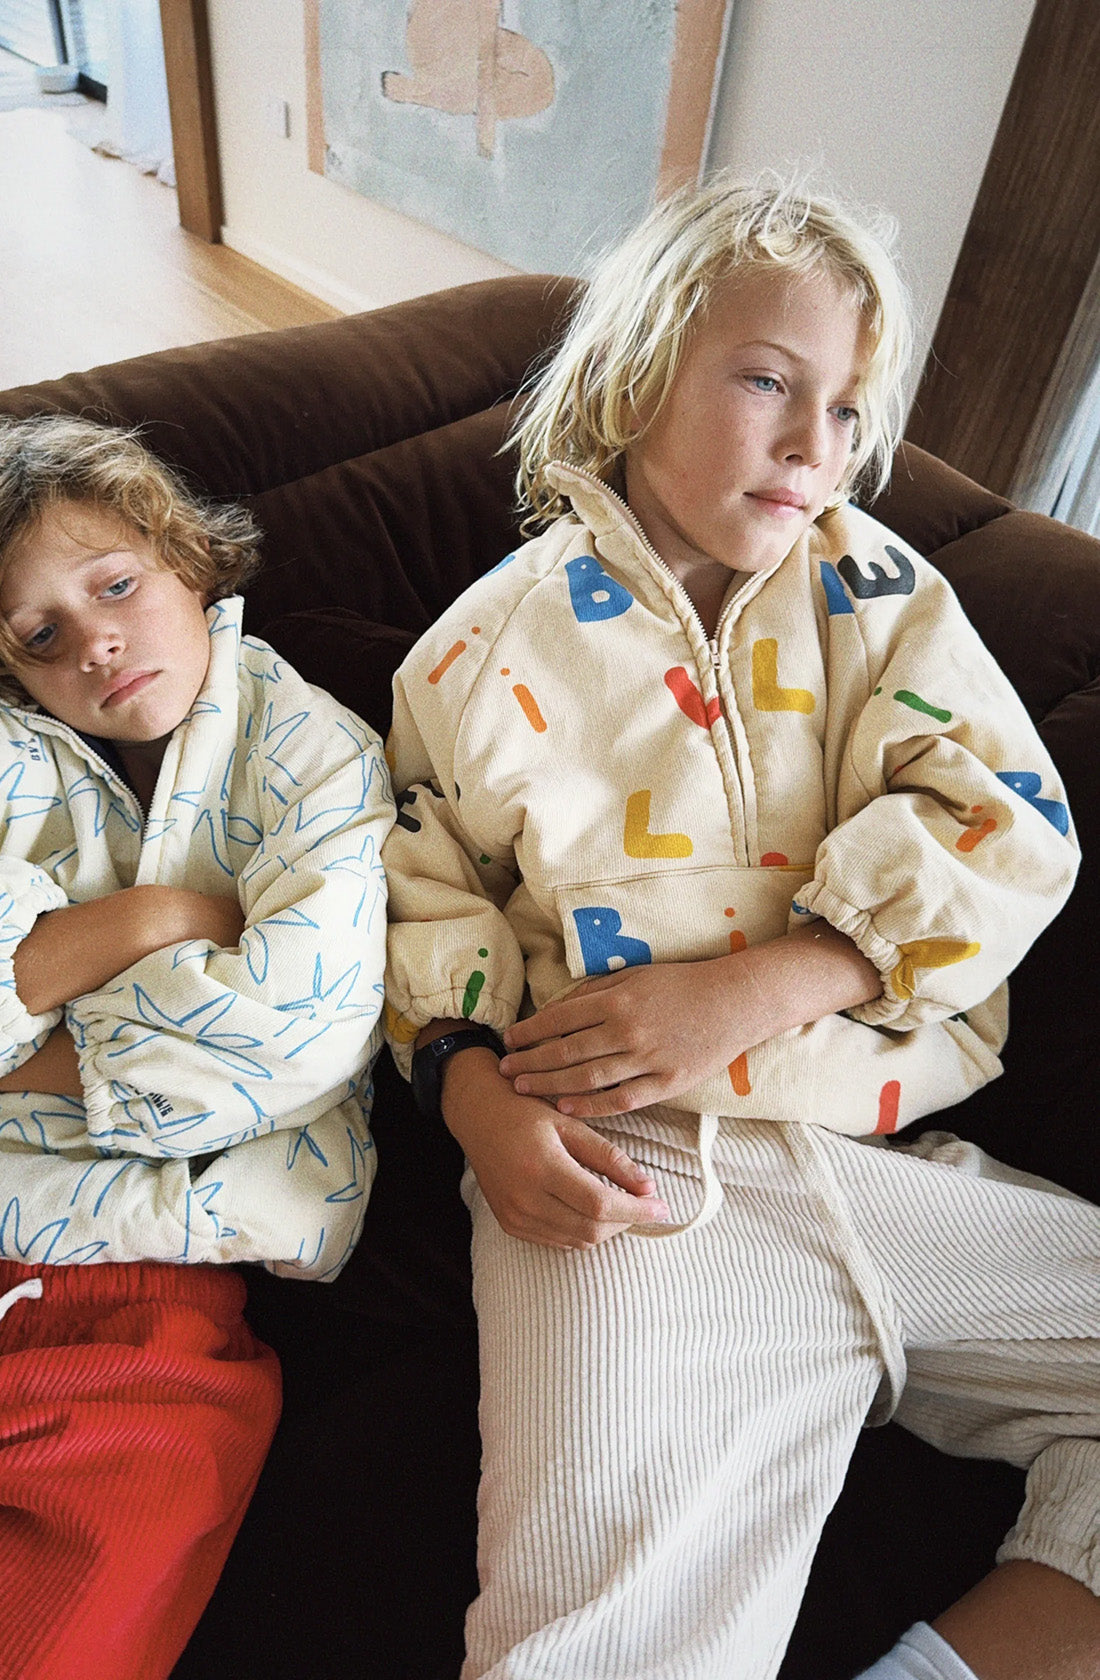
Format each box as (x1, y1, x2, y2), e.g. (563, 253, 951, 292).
(305, 0, 732, 273)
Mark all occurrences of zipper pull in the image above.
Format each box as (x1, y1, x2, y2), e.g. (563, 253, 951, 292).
(708, 637, 722, 670)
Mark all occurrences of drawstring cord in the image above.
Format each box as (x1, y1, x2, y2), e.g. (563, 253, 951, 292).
(0, 1277, 44, 1322)
(634, 1110, 724, 1239)
(781, 1124, 907, 1421)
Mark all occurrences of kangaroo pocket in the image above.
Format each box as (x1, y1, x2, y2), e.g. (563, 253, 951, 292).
(551, 866, 1004, 1137)
(554, 862, 815, 980)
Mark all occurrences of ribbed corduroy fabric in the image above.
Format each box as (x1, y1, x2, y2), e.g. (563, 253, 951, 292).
(464, 1114, 1100, 1680)
(0, 1260, 281, 1680)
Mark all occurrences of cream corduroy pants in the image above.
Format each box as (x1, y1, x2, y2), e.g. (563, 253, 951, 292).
(462, 1114, 1100, 1680)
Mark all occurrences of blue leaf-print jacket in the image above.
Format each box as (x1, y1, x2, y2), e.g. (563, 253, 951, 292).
(0, 597, 394, 1279)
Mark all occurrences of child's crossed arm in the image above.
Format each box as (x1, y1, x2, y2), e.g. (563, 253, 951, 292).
(498, 920, 881, 1118)
(0, 885, 244, 1097)
(418, 923, 879, 1250)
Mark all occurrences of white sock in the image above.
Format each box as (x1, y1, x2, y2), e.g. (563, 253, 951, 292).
(852, 1621, 981, 1680)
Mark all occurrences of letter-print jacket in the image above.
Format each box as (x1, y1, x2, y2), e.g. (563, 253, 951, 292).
(383, 466, 1079, 1138)
(0, 597, 394, 1279)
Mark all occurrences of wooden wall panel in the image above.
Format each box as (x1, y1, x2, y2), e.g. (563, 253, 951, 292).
(905, 0, 1100, 495)
(159, 0, 223, 243)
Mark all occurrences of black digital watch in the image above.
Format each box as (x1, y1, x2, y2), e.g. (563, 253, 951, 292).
(410, 1025, 507, 1121)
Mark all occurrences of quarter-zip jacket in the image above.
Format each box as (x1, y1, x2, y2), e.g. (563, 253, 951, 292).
(384, 468, 1078, 1138)
(0, 597, 393, 1278)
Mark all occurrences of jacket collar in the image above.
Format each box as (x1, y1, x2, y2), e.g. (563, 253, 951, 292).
(542, 461, 801, 650)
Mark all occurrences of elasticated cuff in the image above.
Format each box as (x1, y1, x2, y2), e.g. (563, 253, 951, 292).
(66, 1028, 118, 1145)
(384, 986, 519, 1080)
(61, 997, 156, 1151)
(996, 1439, 1100, 1596)
(792, 880, 912, 1026)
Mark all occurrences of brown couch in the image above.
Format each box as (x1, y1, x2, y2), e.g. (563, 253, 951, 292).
(2, 278, 1097, 1680)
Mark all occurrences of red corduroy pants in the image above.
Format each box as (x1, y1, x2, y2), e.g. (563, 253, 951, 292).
(0, 1259, 281, 1680)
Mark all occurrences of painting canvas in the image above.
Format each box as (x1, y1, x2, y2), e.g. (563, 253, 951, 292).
(306, 0, 731, 273)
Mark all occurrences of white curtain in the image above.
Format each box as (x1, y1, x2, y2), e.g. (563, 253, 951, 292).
(1048, 369, 1100, 540)
(74, 0, 174, 185)
(1011, 249, 1100, 538)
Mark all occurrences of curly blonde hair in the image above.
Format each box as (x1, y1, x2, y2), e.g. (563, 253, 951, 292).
(0, 413, 260, 702)
(513, 173, 913, 527)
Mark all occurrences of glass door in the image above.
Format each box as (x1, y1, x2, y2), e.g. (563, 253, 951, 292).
(0, 0, 66, 67)
(58, 0, 107, 94)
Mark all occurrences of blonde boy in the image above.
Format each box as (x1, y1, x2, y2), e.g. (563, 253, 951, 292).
(384, 181, 1098, 1679)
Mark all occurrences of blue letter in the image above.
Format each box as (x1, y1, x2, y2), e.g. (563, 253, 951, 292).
(572, 907, 652, 976)
(566, 556, 633, 622)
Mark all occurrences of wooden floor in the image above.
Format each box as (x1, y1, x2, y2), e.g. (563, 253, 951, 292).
(1, 102, 340, 392)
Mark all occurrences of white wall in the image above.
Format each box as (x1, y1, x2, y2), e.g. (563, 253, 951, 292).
(207, 0, 515, 314)
(709, 0, 1037, 384)
(208, 0, 1036, 378)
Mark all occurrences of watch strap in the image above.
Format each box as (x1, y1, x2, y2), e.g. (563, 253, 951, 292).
(410, 1025, 506, 1120)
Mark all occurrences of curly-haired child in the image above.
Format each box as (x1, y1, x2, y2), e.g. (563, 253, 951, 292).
(0, 414, 394, 1680)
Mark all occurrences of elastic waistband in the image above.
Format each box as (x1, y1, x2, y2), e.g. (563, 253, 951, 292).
(0, 1259, 247, 1317)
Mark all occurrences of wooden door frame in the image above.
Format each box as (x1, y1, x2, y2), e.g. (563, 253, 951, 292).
(159, 0, 222, 242)
(904, 0, 1100, 497)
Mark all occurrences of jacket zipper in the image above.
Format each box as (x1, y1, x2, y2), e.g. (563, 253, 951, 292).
(561, 464, 733, 668)
(553, 463, 759, 861)
(16, 710, 146, 827)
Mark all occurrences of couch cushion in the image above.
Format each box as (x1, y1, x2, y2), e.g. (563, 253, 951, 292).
(242, 405, 525, 638)
(260, 610, 415, 737)
(0, 277, 577, 501)
(869, 440, 1012, 554)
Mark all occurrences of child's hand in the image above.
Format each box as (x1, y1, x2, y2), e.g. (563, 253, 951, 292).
(499, 930, 883, 1120)
(499, 959, 747, 1118)
(441, 1047, 670, 1248)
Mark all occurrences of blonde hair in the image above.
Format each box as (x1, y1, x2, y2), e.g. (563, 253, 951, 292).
(0, 413, 260, 701)
(514, 173, 913, 526)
